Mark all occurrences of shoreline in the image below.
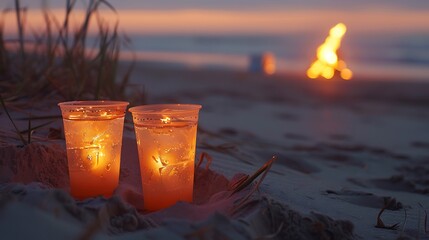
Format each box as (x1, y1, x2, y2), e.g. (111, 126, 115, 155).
(117, 50, 429, 83)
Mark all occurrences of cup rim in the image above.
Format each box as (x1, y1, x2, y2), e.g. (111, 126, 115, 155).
(58, 100, 129, 108)
(129, 104, 202, 115)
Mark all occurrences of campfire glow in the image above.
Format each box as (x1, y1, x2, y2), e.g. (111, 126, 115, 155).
(307, 23, 353, 80)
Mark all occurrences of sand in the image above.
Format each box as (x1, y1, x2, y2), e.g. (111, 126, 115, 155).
(0, 142, 354, 239)
(1, 62, 429, 239)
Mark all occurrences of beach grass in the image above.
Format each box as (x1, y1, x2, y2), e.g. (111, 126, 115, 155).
(0, 0, 144, 144)
(0, 0, 141, 106)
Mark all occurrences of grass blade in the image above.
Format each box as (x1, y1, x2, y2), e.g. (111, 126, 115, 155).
(27, 112, 31, 144)
(231, 155, 277, 194)
(99, 0, 117, 13)
(14, 0, 25, 62)
(20, 120, 55, 134)
(1, 0, 139, 105)
(17, 114, 61, 120)
(0, 94, 26, 145)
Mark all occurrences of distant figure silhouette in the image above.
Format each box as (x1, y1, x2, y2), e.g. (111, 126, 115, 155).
(249, 52, 276, 75)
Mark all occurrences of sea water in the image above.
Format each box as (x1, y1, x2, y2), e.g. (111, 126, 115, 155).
(122, 34, 429, 80)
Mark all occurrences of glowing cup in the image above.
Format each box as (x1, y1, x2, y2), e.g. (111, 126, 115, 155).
(58, 101, 129, 199)
(129, 104, 202, 211)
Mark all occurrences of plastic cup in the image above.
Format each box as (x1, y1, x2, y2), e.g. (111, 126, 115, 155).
(129, 104, 202, 211)
(58, 101, 129, 199)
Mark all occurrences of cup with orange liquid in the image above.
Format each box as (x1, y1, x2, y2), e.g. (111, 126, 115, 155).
(129, 104, 201, 211)
(58, 101, 128, 199)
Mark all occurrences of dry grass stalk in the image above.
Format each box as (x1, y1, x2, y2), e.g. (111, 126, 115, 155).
(375, 198, 400, 230)
(0, 0, 140, 106)
(196, 151, 276, 200)
(197, 151, 213, 170)
(230, 156, 276, 215)
(424, 210, 429, 234)
(418, 203, 429, 235)
(1, 0, 142, 143)
(231, 155, 277, 194)
(0, 94, 26, 145)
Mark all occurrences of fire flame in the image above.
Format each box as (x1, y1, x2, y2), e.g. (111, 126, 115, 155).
(307, 23, 353, 80)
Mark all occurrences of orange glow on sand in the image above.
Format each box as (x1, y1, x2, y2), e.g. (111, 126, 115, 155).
(307, 23, 353, 80)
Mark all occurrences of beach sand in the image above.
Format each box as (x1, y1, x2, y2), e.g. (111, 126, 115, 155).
(1, 61, 429, 239)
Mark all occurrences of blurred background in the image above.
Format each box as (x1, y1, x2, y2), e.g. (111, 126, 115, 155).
(1, 0, 429, 80)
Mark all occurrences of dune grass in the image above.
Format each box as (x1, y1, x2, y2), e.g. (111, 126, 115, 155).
(0, 0, 142, 105)
(0, 0, 143, 144)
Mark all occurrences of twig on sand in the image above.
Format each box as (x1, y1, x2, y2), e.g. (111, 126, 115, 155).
(195, 152, 277, 216)
(403, 208, 408, 233)
(230, 156, 277, 215)
(418, 203, 428, 234)
(230, 155, 277, 194)
(375, 198, 400, 230)
(197, 151, 213, 170)
(398, 208, 408, 239)
(425, 208, 428, 234)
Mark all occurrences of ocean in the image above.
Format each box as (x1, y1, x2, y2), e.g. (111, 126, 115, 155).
(1, 0, 428, 81)
(123, 33, 429, 81)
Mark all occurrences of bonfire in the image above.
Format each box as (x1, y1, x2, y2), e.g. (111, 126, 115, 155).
(307, 23, 353, 80)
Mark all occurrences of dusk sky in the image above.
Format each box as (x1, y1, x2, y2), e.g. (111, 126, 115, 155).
(1, 0, 429, 36)
(2, 0, 429, 10)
